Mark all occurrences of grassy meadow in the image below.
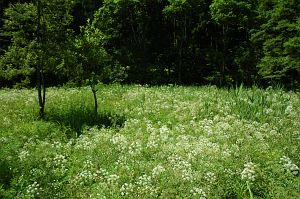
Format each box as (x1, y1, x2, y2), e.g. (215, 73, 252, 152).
(0, 84, 299, 198)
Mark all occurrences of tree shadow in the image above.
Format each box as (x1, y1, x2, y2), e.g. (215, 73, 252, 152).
(45, 107, 126, 137)
(0, 160, 13, 189)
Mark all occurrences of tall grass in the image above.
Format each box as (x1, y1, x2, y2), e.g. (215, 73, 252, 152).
(0, 85, 299, 198)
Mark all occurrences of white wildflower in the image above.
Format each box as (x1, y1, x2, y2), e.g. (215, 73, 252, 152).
(26, 181, 42, 198)
(190, 187, 207, 198)
(19, 150, 29, 161)
(152, 165, 165, 177)
(110, 133, 128, 151)
(241, 162, 257, 182)
(205, 172, 216, 184)
(284, 105, 293, 114)
(136, 174, 157, 196)
(168, 154, 194, 181)
(106, 174, 120, 185)
(120, 183, 135, 196)
(128, 140, 142, 156)
(280, 156, 299, 176)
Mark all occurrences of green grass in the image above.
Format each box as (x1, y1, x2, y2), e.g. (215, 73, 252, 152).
(0, 84, 299, 198)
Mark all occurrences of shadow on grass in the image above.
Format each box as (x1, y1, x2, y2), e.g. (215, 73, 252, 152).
(45, 107, 126, 137)
(0, 160, 13, 189)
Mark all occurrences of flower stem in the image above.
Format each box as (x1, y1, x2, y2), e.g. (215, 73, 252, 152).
(246, 181, 254, 199)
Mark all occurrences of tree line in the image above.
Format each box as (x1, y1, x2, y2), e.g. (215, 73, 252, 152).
(1, 0, 300, 89)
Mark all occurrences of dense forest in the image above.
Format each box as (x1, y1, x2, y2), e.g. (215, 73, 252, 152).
(0, 0, 300, 88)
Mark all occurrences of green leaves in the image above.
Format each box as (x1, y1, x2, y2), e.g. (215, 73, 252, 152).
(0, 0, 75, 86)
(74, 21, 108, 80)
(3, 3, 37, 45)
(1, 0, 300, 87)
(210, 0, 253, 25)
(251, 0, 300, 84)
(163, 0, 190, 14)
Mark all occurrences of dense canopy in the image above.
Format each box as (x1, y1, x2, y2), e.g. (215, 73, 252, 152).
(0, 0, 299, 88)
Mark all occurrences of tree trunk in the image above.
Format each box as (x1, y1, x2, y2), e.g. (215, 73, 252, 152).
(93, 89, 98, 116)
(90, 84, 98, 116)
(221, 24, 226, 87)
(37, 0, 45, 118)
(37, 59, 46, 118)
(178, 48, 182, 84)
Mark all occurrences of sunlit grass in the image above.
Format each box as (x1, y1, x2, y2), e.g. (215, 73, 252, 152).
(0, 85, 299, 198)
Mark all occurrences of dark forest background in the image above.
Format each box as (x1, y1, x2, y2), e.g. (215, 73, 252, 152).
(1, 0, 300, 88)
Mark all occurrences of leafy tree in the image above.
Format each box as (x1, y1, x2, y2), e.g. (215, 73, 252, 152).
(72, 0, 103, 33)
(210, 0, 257, 86)
(163, 0, 193, 83)
(0, 0, 32, 55)
(251, 0, 300, 86)
(70, 18, 126, 115)
(73, 21, 110, 115)
(0, 2, 37, 87)
(1, 0, 299, 89)
(0, 0, 74, 117)
(93, 0, 174, 84)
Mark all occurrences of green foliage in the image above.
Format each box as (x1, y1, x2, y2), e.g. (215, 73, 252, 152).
(209, 0, 258, 86)
(0, 3, 37, 87)
(1, 0, 300, 88)
(93, 0, 155, 82)
(163, 0, 192, 14)
(210, 0, 253, 25)
(0, 0, 75, 87)
(68, 16, 127, 85)
(74, 21, 109, 82)
(251, 0, 300, 85)
(3, 2, 37, 45)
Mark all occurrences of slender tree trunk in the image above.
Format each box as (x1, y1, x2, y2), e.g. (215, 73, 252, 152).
(173, 18, 176, 47)
(37, 0, 45, 118)
(37, 67, 44, 118)
(221, 24, 226, 87)
(37, 58, 46, 118)
(41, 62, 46, 114)
(90, 83, 98, 116)
(178, 48, 182, 83)
(92, 89, 98, 116)
(130, 12, 138, 45)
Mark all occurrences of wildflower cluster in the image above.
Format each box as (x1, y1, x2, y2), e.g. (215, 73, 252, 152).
(25, 182, 42, 198)
(72, 160, 96, 185)
(136, 174, 157, 196)
(52, 154, 68, 175)
(120, 182, 135, 196)
(111, 133, 128, 151)
(18, 149, 30, 161)
(241, 162, 257, 182)
(204, 171, 217, 184)
(280, 156, 299, 176)
(152, 164, 166, 177)
(190, 187, 207, 199)
(168, 154, 194, 182)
